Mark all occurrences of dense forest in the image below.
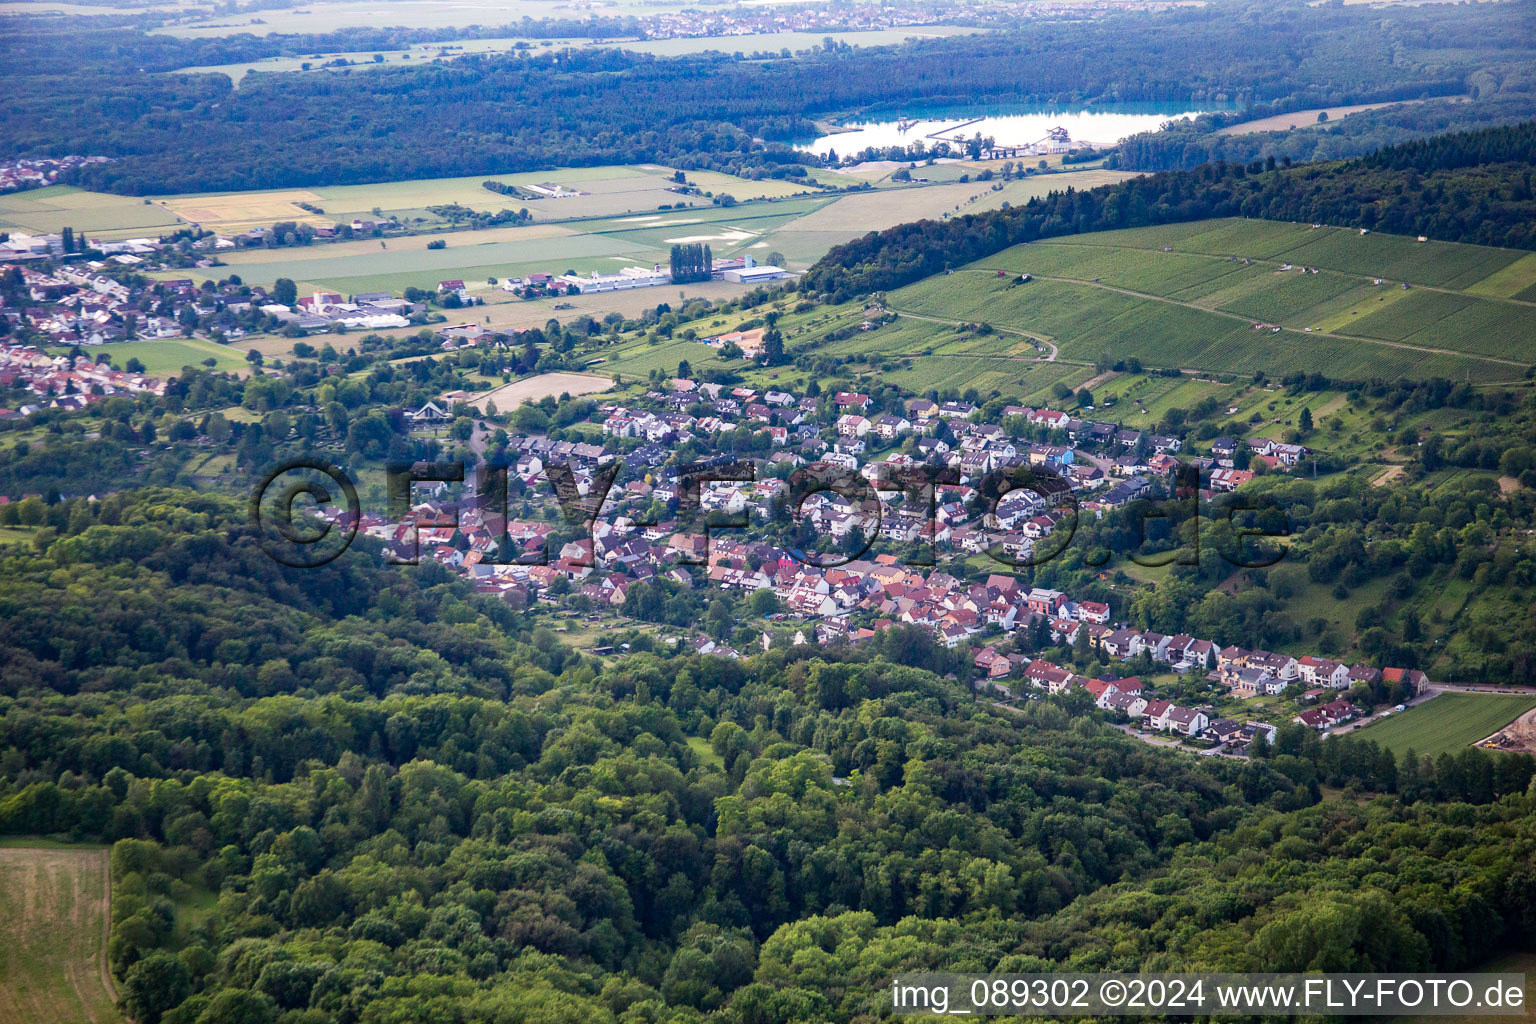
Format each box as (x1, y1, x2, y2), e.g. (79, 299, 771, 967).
(1110, 92, 1536, 173)
(0, 491, 1532, 1023)
(803, 122, 1536, 298)
(2, 0, 1533, 192)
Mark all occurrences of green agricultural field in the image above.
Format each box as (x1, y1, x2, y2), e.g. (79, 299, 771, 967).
(1353, 692, 1536, 757)
(303, 257, 631, 298)
(1270, 230, 1521, 290)
(597, 211, 824, 255)
(312, 165, 651, 210)
(671, 171, 831, 202)
(0, 845, 119, 1024)
(1209, 270, 1363, 323)
(598, 338, 736, 383)
(1063, 218, 1315, 259)
(215, 233, 657, 289)
(1092, 373, 1233, 423)
(859, 219, 1536, 383)
(579, 197, 832, 236)
(1060, 217, 1528, 290)
(1338, 290, 1536, 363)
(987, 240, 1259, 298)
(880, 357, 1087, 398)
(0, 185, 183, 241)
(48, 338, 248, 376)
(889, 270, 1453, 381)
(752, 169, 1134, 268)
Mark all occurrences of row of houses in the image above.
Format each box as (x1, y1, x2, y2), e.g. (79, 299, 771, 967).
(0, 155, 111, 194)
(972, 650, 1283, 748)
(1, 343, 169, 416)
(1, 260, 306, 346)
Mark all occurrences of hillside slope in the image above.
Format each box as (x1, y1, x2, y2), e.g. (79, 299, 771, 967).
(804, 122, 1536, 299)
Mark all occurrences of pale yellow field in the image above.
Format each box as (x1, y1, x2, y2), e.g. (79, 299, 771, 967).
(157, 189, 331, 233)
(467, 372, 615, 413)
(776, 169, 1132, 233)
(1218, 100, 1433, 135)
(0, 846, 118, 1024)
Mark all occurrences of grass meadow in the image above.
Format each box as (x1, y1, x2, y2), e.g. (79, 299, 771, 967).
(1353, 692, 1536, 757)
(0, 845, 118, 1024)
(47, 338, 248, 376)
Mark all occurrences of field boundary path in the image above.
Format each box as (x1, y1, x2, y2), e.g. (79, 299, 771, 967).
(0, 845, 118, 1024)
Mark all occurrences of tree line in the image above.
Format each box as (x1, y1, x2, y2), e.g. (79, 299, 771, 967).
(670, 243, 713, 284)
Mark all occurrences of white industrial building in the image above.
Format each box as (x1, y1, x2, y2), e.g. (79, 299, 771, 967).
(722, 264, 788, 284)
(717, 254, 788, 285)
(559, 265, 671, 293)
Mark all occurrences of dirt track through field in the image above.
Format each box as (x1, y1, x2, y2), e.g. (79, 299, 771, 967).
(0, 847, 118, 1024)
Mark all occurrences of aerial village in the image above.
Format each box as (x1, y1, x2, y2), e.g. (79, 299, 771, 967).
(0, 219, 789, 355)
(300, 373, 1413, 759)
(0, 230, 1396, 758)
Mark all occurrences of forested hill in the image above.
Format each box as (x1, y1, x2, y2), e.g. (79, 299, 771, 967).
(3, 0, 1531, 193)
(802, 122, 1536, 299)
(1, 490, 1534, 1023)
(1108, 93, 1536, 174)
